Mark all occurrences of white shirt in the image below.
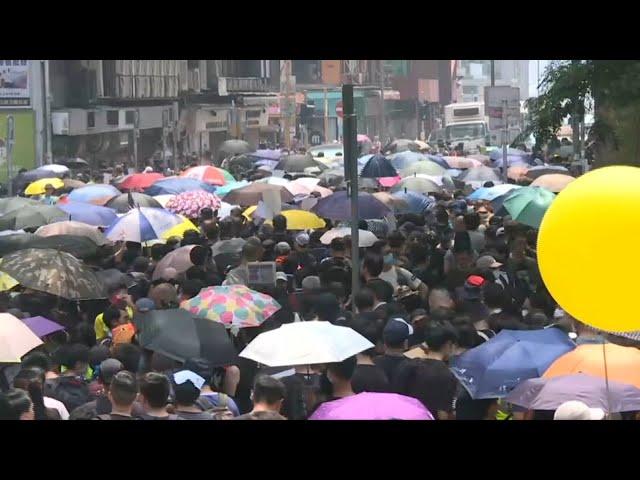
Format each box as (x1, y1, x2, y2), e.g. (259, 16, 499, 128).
(379, 267, 422, 291)
(44, 396, 69, 420)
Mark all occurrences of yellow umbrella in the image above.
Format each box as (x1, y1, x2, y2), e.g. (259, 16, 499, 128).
(160, 216, 199, 240)
(0, 271, 19, 292)
(266, 210, 326, 230)
(24, 177, 65, 196)
(242, 205, 258, 220)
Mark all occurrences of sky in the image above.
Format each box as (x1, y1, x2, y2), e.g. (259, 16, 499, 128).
(529, 60, 550, 98)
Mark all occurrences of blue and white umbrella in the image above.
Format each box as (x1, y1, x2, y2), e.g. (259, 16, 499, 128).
(57, 201, 118, 227)
(104, 207, 183, 243)
(467, 184, 522, 202)
(391, 191, 434, 214)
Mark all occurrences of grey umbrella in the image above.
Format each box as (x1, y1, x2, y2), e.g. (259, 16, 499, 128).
(276, 153, 327, 173)
(0, 197, 42, 216)
(383, 139, 420, 155)
(217, 140, 252, 164)
(0, 204, 68, 231)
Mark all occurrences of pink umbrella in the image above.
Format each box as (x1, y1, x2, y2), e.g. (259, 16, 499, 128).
(310, 392, 434, 420)
(378, 176, 402, 188)
(152, 245, 205, 281)
(165, 190, 221, 219)
(357, 134, 372, 143)
(443, 156, 483, 169)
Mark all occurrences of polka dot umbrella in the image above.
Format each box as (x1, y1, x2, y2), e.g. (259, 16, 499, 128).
(181, 285, 281, 330)
(165, 190, 222, 220)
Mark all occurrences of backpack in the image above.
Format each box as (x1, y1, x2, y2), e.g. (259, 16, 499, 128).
(195, 394, 235, 420)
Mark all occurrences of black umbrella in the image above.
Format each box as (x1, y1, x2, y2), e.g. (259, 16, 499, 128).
(275, 153, 327, 173)
(0, 204, 68, 231)
(383, 139, 420, 155)
(134, 309, 237, 366)
(105, 192, 162, 213)
(94, 268, 137, 291)
(360, 154, 398, 178)
(58, 157, 89, 168)
(12, 169, 64, 193)
(217, 140, 252, 165)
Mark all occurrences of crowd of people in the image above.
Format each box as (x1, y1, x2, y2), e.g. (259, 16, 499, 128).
(0, 146, 632, 421)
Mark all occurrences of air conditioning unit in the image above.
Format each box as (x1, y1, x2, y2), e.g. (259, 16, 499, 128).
(52, 112, 70, 135)
(119, 110, 135, 129)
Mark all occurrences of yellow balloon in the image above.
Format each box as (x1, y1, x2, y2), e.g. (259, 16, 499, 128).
(538, 166, 640, 332)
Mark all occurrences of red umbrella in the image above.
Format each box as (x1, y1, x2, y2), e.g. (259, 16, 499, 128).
(118, 173, 164, 191)
(180, 166, 227, 186)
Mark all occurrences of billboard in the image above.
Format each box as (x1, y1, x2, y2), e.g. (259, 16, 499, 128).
(0, 111, 36, 182)
(0, 60, 31, 108)
(484, 86, 520, 130)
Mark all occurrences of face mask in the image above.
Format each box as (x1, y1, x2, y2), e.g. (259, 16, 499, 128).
(383, 253, 396, 266)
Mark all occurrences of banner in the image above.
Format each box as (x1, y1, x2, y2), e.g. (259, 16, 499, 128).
(0, 60, 31, 108)
(0, 111, 36, 182)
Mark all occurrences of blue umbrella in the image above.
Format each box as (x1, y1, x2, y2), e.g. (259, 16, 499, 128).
(360, 154, 397, 178)
(67, 184, 121, 204)
(389, 151, 427, 170)
(145, 178, 217, 196)
(58, 201, 118, 227)
(492, 155, 531, 169)
(489, 147, 529, 161)
(450, 328, 576, 399)
(426, 154, 451, 169)
(391, 191, 433, 214)
(104, 207, 183, 243)
(312, 191, 391, 221)
(467, 184, 522, 202)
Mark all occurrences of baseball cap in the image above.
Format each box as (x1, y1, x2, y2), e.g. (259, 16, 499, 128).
(173, 370, 206, 391)
(98, 358, 124, 384)
(476, 255, 503, 270)
(295, 232, 310, 247)
(275, 272, 288, 283)
(383, 318, 414, 345)
(135, 297, 156, 313)
(275, 241, 291, 254)
(462, 275, 486, 301)
(553, 401, 605, 420)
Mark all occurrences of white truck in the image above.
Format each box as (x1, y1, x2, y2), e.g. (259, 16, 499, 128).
(443, 102, 490, 154)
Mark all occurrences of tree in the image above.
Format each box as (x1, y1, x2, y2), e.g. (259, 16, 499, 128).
(525, 60, 640, 167)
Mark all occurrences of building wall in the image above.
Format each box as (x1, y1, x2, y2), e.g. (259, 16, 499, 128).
(458, 60, 529, 103)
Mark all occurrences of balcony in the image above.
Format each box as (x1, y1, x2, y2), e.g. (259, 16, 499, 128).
(218, 77, 269, 95)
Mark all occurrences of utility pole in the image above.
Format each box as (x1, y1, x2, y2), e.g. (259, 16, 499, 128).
(490, 60, 495, 87)
(323, 87, 329, 143)
(502, 98, 509, 182)
(133, 110, 139, 172)
(281, 60, 294, 149)
(378, 60, 386, 142)
(342, 84, 359, 306)
(571, 61, 581, 166)
(6, 115, 15, 196)
(41, 60, 52, 165)
(161, 109, 168, 170)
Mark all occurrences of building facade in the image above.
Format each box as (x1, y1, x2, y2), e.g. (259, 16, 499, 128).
(457, 60, 529, 103)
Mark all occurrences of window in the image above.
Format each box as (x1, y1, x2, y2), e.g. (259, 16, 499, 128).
(106, 110, 119, 126)
(125, 110, 135, 125)
(462, 85, 478, 95)
(87, 111, 95, 128)
(246, 110, 261, 119)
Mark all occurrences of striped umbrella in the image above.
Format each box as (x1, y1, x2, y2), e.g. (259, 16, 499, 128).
(180, 165, 228, 186)
(104, 207, 183, 243)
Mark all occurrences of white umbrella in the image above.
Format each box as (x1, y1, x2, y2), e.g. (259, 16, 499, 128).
(153, 194, 176, 208)
(218, 202, 239, 219)
(291, 177, 321, 189)
(320, 227, 378, 247)
(104, 207, 183, 243)
(256, 176, 290, 186)
(239, 321, 373, 367)
(37, 164, 70, 174)
(0, 313, 43, 363)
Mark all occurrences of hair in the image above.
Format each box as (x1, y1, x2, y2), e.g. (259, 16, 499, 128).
(150, 352, 179, 374)
(242, 241, 262, 262)
(449, 316, 483, 349)
(0, 389, 32, 420)
(327, 356, 357, 382)
(109, 371, 138, 407)
(523, 311, 549, 329)
(21, 351, 51, 372)
(363, 252, 384, 278)
(330, 237, 346, 253)
(140, 372, 171, 409)
(347, 317, 381, 357)
(150, 243, 169, 261)
(463, 212, 481, 231)
(69, 322, 97, 347)
(62, 343, 90, 371)
(312, 292, 341, 322)
(424, 323, 458, 351)
(367, 279, 394, 303)
(112, 343, 142, 374)
(354, 288, 375, 312)
(172, 378, 201, 406)
(452, 231, 472, 253)
(181, 279, 204, 299)
(387, 231, 406, 249)
(200, 207, 214, 220)
(272, 214, 287, 232)
(13, 367, 47, 420)
(103, 306, 123, 330)
(132, 256, 150, 273)
(407, 243, 428, 265)
(203, 222, 219, 241)
(483, 282, 507, 310)
(252, 374, 286, 406)
(487, 312, 526, 333)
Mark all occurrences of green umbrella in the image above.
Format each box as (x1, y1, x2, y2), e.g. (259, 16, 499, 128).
(0, 197, 41, 215)
(401, 160, 446, 177)
(0, 204, 68, 231)
(503, 186, 556, 229)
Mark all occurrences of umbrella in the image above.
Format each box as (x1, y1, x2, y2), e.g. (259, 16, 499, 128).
(383, 138, 420, 155)
(180, 166, 227, 186)
(181, 285, 281, 329)
(372, 192, 410, 212)
(320, 227, 378, 247)
(357, 134, 371, 143)
(0, 197, 41, 215)
(144, 178, 217, 196)
(68, 184, 121, 205)
(253, 149, 282, 161)
(105, 192, 163, 213)
(239, 321, 374, 367)
(442, 156, 483, 169)
(543, 343, 640, 389)
(58, 157, 89, 168)
(117, 172, 164, 191)
(265, 210, 325, 230)
(391, 191, 433, 214)
(0, 204, 68, 231)
(0, 248, 106, 300)
(219, 139, 251, 158)
(401, 161, 446, 177)
(360, 154, 398, 178)
(12, 169, 63, 194)
(151, 245, 205, 281)
(0, 268, 18, 291)
(134, 308, 237, 366)
(105, 207, 183, 243)
(0, 313, 43, 363)
(457, 166, 502, 185)
(0, 233, 99, 259)
(468, 154, 491, 164)
(390, 176, 442, 195)
(94, 268, 137, 292)
(160, 216, 199, 240)
(413, 140, 430, 151)
(503, 186, 556, 229)
(24, 177, 65, 195)
(21, 316, 66, 339)
(312, 191, 391, 221)
(449, 328, 576, 399)
(37, 164, 69, 175)
(224, 154, 255, 176)
(152, 194, 176, 208)
(467, 184, 522, 202)
(427, 154, 455, 169)
(507, 165, 530, 181)
(378, 176, 402, 188)
(309, 392, 434, 420)
(525, 165, 569, 179)
(505, 373, 640, 414)
(530, 174, 575, 193)
(318, 169, 344, 187)
(222, 183, 294, 206)
(215, 180, 249, 197)
(62, 178, 86, 190)
(35, 221, 110, 246)
(275, 153, 326, 173)
(489, 147, 529, 161)
(57, 201, 118, 227)
(165, 190, 222, 219)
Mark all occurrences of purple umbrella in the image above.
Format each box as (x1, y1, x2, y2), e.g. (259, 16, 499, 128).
(505, 373, 640, 414)
(311, 191, 391, 221)
(310, 392, 434, 420)
(21, 316, 65, 339)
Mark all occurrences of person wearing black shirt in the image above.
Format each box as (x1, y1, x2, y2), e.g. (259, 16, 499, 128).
(374, 318, 414, 386)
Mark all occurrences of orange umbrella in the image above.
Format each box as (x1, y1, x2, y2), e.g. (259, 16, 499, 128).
(530, 173, 575, 193)
(543, 343, 640, 389)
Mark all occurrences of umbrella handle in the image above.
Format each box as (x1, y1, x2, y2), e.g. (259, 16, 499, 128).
(602, 342, 612, 417)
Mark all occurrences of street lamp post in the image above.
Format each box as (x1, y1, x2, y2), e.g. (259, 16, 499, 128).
(6, 115, 15, 196)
